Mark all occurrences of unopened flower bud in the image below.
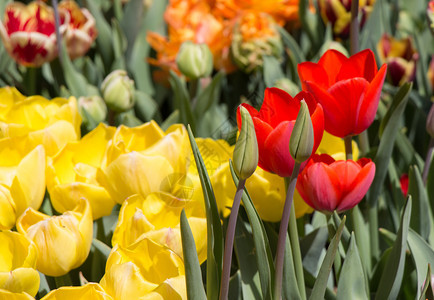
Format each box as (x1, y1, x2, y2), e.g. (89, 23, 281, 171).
(290, 100, 314, 163)
(427, 103, 434, 138)
(234, 106, 258, 180)
(78, 95, 107, 126)
(101, 70, 135, 112)
(176, 41, 213, 79)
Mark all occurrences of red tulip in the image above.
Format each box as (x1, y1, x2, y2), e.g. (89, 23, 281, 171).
(399, 174, 409, 197)
(296, 154, 375, 213)
(237, 88, 324, 177)
(297, 49, 387, 138)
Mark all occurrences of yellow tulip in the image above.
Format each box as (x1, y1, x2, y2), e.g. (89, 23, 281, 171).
(0, 289, 34, 300)
(0, 87, 25, 119)
(0, 140, 45, 230)
(139, 276, 186, 300)
(47, 123, 116, 219)
(112, 194, 207, 263)
(100, 238, 185, 300)
(40, 283, 113, 300)
(98, 122, 190, 204)
(0, 89, 81, 156)
(316, 131, 360, 161)
(0, 231, 39, 297)
(16, 199, 93, 277)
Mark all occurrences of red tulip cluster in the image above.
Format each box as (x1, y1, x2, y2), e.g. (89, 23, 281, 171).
(238, 49, 386, 213)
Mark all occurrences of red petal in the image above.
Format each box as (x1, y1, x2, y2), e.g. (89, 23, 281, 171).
(260, 88, 300, 128)
(317, 49, 348, 85)
(336, 49, 378, 83)
(298, 62, 330, 90)
(337, 161, 375, 212)
(310, 103, 325, 153)
(252, 117, 274, 173)
(355, 64, 387, 134)
(328, 78, 370, 136)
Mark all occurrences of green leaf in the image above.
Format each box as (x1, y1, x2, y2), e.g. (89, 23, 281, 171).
(263, 55, 285, 87)
(350, 206, 371, 274)
(427, 155, 434, 215)
(111, 19, 127, 70)
(170, 71, 196, 133)
(300, 226, 329, 276)
(228, 271, 242, 300)
(161, 110, 180, 131)
(375, 197, 412, 300)
(91, 239, 112, 260)
(368, 82, 412, 206)
(408, 165, 431, 240)
(59, 41, 88, 97)
(120, 0, 145, 60)
(408, 229, 434, 299)
(309, 216, 346, 300)
(187, 126, 223, 300)
(229, 161, 275, 300)
(193, 72, 223, 119)
(420, 264, 434, 300)
(336, 233, 369, 300)
(180, 209, 207, 300)
(277, 26, 306, 64)
(135, 91, 159, 122)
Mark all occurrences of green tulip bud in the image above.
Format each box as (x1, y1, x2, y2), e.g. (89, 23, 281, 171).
(101, 70, 135, 112)
(78, 95, 107, 126)
(427, 103, 434, 138)
(290, 100, 314, 163)
(176, 41, 213, 79)
(234, 106, 259, 180)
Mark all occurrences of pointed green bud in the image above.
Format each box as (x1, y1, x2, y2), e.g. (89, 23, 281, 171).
(176, 41, 213, 79)
(234, 106, 258, 180)
(290, 100, 314, 163)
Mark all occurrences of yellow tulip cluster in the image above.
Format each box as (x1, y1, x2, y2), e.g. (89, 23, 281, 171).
(0, 87, 357, 299)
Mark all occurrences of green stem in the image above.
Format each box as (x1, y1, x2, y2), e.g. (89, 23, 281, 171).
(274, 163, 302, 300)
(344, 136, 353, 160)
(422, 138, 434, 184)
(220, 178, 246, 300)
(359, 131, 370, 155)
(350, 0, 359, 55)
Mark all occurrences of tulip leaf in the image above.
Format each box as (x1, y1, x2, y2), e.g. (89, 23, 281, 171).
(427, 158, 434, 213)
(92, 239, 112, 260)
(161, 110, 180, 131)
(37, 272, 50, 298)
(135, 90, 159, 122)
(229, 161, 275, 300)
(309, 216, 346, 300)
(277, 26, 306, 65)
(187, 126, 223, 300)
(336, 232, 369, 300)
(229, 271, 242, 300)
(350, 206, 372, 274)
(408, 165, 431, 240)
(368, 82, 412, 206)
(420, 264, 434, 300)
(378, 228, 397, 247)
(170, 71, 196, 133)
(180, 209, 207, 300)
(263, 55, 285, 87)
(193, 72, 223, 119)
(120, 0, 145, 60)
(300, 226, 329, 277)
(375, 197, 412, 300)
(408, 228, 434, 299)
(111, 19, 127, 70)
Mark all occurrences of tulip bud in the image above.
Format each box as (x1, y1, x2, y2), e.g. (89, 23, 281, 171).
(427, 103, 434, 138)
(101, 70, 136, 112)
(78, 95, 107, 126)
(290, 100, 314, 163)
(234, 106, 259, 180)
(176, 41, 213, 79)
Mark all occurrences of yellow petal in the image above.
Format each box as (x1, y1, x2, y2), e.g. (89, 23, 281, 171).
(40, 283, 113, 300)
(0, 289, 34, 300)
(0, 185, 17, 230)
(0, 268, 39, 296)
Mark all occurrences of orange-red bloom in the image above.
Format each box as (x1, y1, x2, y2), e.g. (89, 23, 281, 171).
(296, 154, 375, 213)
(0, 1, 68, 67)
(298, 49, 387, 138)
(237, 88, 324, 177)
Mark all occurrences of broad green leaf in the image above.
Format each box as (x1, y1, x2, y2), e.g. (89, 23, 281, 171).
(368, 82, 412, 206)
(263, 56, 285, 87)
(229, 271, 242, 300)
(283, 234, 302, 300)
(111, 19, 127, 70)
(193, 72, 223, 119)
(37, 272, 50, 298)
(375, 197, 412, 300)
(229, 161, 275, 300)
(408, 165, 431, 240)
(135, 91, 159, 122)
(428, 153, 434, 214)
(304, 270, 336, 300)
(300, 227, 329, 276)
(419, 264, 434, 300)
(277, 27, 306, 64)
(59, 40, 88, 97)
(408, 229, 434, 299)
(92, 239, 112, 260)
(161, 110, 180, 131)
(120, 0, 145, 60)
(336, 233, 369, 300)
(180, 209, 207, 300)
(170, 71, 196, 133)
(378, 228, 396, 247)
(187, 126, 223, 300)
(309, 216, 346, 300)
(350, 206, 371, 274)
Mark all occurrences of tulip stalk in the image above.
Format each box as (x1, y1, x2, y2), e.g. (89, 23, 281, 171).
(344, 136, 353, 160)
(274, 163, 302, 300)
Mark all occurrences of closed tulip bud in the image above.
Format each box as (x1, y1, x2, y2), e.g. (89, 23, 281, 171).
(427, 103, 434, 138)
(176, 41, 213, 79)
(16, 199, 93, 277)
(101, 70, 136, 112)
(0, 231, 39, 297)
(290, 100, 314, 163)
(78, 95, 108, 126)
(234, 106, 258, 180)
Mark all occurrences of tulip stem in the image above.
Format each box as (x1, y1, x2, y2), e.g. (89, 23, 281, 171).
(344, 136, 353, 160)
(422, 138, 434, 184)
(350, 0, 359, 55)
(52, 0, 63, 66)
(274, 163, 302, 300)
(220, 178, 246, 300)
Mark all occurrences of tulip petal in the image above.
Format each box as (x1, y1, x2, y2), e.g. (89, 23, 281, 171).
(317, 49, 348, 84)
(297, 62, 330, 90)
(251, 117, 274, 173)
(336, 49, 378, 82)
(337, 161, 375, 212)
(260, 88, 300, 128)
